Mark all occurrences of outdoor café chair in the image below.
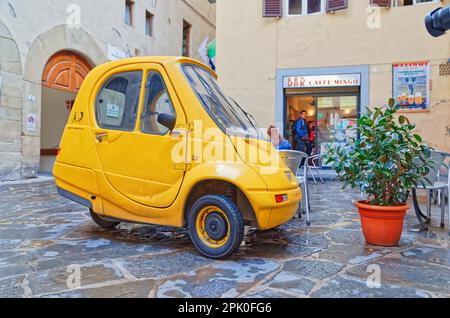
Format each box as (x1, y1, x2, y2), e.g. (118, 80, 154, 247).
(308, 154, 325, 184)
(278, 150, 311, 226)
(411, 151, 450, 234)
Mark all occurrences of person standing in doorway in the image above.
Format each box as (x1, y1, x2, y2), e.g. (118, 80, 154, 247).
(293, 110, 309, 153)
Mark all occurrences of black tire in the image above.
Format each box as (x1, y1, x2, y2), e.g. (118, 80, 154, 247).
(90, 209, 120, 229)
(188, 195, 244, 259)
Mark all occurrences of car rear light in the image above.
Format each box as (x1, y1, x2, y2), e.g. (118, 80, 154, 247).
(275, 194, 288, 204)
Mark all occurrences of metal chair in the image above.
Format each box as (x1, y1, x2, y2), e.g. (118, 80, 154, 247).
(278, 150, 310, 226)
(308, 154, 325, 184)
(412, 151, 450, 234)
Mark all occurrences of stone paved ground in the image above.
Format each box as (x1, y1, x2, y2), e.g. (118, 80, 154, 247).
(0, 178, 449, 298)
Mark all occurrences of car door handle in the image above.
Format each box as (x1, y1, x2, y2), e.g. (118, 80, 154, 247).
(96, 133, 108, 142)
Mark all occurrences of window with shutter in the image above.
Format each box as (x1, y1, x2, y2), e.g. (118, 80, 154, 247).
(125, 0, 135, 26)
(146, 11, 154, 37)
(263, 0, 283, 17)
(326, 0, 348, 12)
(370, 0, 392, 7)
(286, 0, 326, 16)
(392, 0, 437, 7)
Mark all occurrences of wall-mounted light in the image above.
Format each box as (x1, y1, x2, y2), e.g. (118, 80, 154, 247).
(425, 6, 450, 37)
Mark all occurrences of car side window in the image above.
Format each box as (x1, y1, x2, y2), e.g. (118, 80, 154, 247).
(96, 71, 143, 131)
(141, 71, 176, 135)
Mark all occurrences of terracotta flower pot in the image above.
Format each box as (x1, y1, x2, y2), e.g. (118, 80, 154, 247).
(355, 201, 410, 247)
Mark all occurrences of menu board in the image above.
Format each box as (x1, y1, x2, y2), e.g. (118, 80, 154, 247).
(393, 61, 430, 110)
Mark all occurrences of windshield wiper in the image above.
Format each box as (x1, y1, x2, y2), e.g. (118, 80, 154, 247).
(231, 98, 257, 130)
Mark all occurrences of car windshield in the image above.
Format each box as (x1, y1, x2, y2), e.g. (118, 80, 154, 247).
(182, 64, 264, 139)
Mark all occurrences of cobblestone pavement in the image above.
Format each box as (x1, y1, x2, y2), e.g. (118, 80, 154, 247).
(0, 178, 449, 298)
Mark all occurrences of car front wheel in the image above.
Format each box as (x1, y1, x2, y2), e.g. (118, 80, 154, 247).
(188, 195, 244, 259)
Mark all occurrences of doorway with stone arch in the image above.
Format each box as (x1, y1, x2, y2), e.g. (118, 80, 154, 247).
(39, 50, 93, 173)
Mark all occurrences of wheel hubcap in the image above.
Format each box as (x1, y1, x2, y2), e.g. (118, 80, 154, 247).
(204, 212, 227, 241)
(196, 206, 230, 248)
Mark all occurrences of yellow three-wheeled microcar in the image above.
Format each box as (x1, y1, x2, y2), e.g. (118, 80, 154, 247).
(54, 57, 301, 258)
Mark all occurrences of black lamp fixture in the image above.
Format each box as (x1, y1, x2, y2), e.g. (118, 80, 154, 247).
(425, 6, 450, 37)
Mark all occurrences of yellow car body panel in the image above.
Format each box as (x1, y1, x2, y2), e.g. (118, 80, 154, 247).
(54, 56, 301, 231)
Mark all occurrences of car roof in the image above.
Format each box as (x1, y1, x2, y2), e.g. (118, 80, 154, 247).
(93, 56, 216, 78)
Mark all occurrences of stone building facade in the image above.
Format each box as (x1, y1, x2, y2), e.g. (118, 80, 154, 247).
(0, 0, 216, 181)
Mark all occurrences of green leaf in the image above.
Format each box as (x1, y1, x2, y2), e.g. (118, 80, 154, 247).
(405, 152, 412, 163)
(388, 98, 395, 108)
(413, 134, 422, 143)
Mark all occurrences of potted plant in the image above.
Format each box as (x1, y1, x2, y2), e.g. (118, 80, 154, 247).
(324, 99, 433, 247)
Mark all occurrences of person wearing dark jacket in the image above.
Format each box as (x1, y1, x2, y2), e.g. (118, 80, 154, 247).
(293, 110, 309, 153)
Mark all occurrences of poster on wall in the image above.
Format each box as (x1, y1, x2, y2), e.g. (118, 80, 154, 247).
(393, 61, 430, 110)
(26, 114, 37, 131)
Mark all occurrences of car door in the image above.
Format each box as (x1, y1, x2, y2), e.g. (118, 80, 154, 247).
(92, 63, 187, 208)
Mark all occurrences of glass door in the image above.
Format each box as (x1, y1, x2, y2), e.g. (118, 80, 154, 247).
(316, 95, 359, 167)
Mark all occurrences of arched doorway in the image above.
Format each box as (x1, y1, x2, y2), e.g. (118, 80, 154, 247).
(0, 18, 23, 181)
(39, 50, 92, 173)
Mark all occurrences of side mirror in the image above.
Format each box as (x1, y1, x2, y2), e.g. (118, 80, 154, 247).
(157, 113, 177, 131)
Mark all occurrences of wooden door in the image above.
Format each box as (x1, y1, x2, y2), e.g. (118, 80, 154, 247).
(42, 51, 92, 93)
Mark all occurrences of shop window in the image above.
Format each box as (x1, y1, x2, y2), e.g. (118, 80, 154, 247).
(96, 71, 143, 131)
(125, 0, 134, 26)
(286, 0, 325, 15)
(182, 20, 191, 57)
(145, 11, 154, 36)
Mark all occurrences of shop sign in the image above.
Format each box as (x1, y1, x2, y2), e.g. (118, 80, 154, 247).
(393, 61, 430, 110)
(283, 74, 361, 88)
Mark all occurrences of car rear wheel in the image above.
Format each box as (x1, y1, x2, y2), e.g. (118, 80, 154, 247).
(188, 195, 244, 259)
(90, 209, 120, 229)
